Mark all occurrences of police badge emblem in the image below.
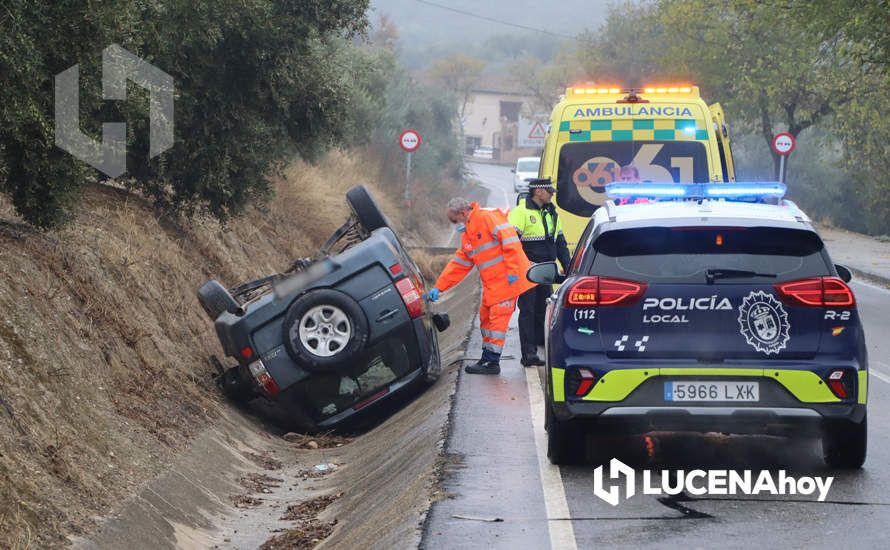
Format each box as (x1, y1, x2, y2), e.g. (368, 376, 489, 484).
(529, 215, 537, 224)
(737, 291, 790, 354)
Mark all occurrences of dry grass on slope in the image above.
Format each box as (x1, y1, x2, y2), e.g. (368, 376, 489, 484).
(0, 149, 450, 549)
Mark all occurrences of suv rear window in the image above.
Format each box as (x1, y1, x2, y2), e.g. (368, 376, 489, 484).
(590, 226, 830, 284)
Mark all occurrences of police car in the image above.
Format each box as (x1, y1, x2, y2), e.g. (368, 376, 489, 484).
(527, 183, 868, 468)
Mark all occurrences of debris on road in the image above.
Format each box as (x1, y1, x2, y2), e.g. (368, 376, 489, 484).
(451, 514, 504, 523)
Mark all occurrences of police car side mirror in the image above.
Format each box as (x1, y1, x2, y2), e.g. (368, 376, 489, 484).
(527, 262, 564, 285)
(510, 168, 516, 173)
(835, 264, 853, 283)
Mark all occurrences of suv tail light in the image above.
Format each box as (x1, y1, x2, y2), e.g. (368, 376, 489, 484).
(826, 369, 853, 400)
(566, 368, 597, 397)
(395, 276, 425, 319)
(565, 276, 647, 307)
(775, 277, 855, 307)
(248, 359, 280, 397)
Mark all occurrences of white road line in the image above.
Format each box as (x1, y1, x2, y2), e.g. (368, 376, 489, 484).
(870, 361, 890, 385)
(851, 279, 890, 295)
(525, 367, 577, 550)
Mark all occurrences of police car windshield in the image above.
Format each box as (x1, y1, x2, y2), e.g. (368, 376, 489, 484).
(590, 226, 829, 284)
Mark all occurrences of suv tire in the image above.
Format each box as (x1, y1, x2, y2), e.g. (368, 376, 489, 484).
(347, 184, 392, 233)
(283, 289, 369, 371)
(546, 403, 586, 465)
(218, 366, 254, 402)
(822, 415, 867, 469)
(197, 280, 240, 320)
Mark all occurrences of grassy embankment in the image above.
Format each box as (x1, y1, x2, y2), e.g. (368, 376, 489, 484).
(0, 149, 457, 548)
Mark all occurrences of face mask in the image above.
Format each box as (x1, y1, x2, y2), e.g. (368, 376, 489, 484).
(455, 223, 466, 233)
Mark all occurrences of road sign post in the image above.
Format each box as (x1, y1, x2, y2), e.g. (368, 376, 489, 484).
(399, 129, 422, 201)
(771, 132, 796, 183)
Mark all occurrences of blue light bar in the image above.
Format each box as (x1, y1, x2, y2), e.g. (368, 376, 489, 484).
(606, 183, 687, 197)
(605, 182, 786, 202)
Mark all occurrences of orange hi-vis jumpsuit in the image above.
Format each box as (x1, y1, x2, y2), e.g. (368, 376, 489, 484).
(434, 202, 535, 362)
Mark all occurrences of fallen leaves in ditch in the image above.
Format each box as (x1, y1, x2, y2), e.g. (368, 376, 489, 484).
(280, 493, 342, 522)
(282, 432, 352, 449)
(231, 495, 264, 508)
(246, 451, 283, 470)
(259, 493, 343, 549)
(259, 519, 338, 550)
(240, 473, 284, 494)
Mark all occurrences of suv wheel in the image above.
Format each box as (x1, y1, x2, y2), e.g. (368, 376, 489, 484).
(283, 289, 368, 371)
(346, 184, 392, 233)
(197, 280, 240, 320)
(822, 415, 867, 469)
(546, 403, 586, 465)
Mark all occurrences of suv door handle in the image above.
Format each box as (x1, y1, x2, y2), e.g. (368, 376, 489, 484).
(376, 309, 398, 322)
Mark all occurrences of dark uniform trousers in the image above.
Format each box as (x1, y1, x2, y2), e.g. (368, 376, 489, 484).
(518, 282, 549, 355)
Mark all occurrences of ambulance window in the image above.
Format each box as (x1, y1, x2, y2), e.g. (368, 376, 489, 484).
(556, 141, 709, 218)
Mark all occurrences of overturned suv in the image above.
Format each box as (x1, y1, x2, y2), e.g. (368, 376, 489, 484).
(197, 186, 449, 431)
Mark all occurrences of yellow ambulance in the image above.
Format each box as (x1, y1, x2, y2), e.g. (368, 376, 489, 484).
(538, 85, 735, 248)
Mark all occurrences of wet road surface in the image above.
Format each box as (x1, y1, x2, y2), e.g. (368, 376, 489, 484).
(423, 162, 890, 549)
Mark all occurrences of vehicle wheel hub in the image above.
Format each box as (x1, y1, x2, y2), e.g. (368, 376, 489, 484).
(295, 305, 352, 358)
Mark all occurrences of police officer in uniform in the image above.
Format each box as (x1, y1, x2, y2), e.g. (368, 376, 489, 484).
(509, 179, 571, 366)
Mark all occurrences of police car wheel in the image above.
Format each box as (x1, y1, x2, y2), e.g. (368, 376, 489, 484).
(346, 184, 392, 233)
(546, 404, 586, 465)
(822, 415, 867, 469)
(283, 289, 369, 372)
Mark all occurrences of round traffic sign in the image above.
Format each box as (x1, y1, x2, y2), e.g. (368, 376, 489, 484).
(771, 132, 796, 156)
(399, 129, 422, 153)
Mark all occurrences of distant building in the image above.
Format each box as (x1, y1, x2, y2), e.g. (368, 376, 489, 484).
(463, 77, 545, 164)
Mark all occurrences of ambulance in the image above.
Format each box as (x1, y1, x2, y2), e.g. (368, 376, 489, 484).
(538, 85, 736, 248)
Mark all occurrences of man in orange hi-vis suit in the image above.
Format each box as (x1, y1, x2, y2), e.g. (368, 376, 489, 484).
(426, 197, 535, 375)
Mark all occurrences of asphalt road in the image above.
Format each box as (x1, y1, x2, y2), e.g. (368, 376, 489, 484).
(423, 162, 890, 549)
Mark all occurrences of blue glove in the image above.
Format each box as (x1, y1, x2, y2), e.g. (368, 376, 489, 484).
(426, 288, 441, 302)
(507, 275, 519, 285)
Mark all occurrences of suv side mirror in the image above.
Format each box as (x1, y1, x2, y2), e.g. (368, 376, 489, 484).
(527, 262, 564, 284)
(835, 264, 853, 283)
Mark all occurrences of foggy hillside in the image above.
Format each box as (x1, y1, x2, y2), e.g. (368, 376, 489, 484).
(370, 0, 611, 66)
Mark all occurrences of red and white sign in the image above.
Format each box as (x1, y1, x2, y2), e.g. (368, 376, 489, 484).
(528, 122, 546, 140)
(771, 132, 796, 156)
(399, 129, 422, 153)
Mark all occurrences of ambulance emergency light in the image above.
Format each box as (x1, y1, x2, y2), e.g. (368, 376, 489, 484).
(605, 182, 787, 202)
(568, 85, 697, 96)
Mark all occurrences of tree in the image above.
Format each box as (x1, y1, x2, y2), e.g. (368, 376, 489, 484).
(0, 0, 372, 228)
(427, 54, 486, 121)
(654, 0, 861, 180)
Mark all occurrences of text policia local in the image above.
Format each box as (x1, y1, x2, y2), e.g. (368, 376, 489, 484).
(635, 469, 833, 501)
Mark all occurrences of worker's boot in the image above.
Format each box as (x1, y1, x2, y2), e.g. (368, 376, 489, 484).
(520, 354, 545, 367)
(465, 360, 500, 375)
